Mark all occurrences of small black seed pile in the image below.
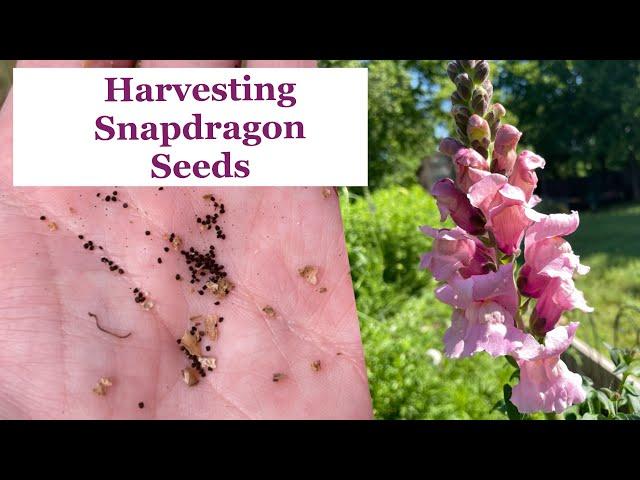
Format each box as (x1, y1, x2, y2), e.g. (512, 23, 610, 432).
(179, 244, 228, 292)
(83, 239, 96, 251)
(103, 190, 119, 203)
(132, 287, 147, 304)
(198, 195, 226, 239)
(101, 256, 125, 274)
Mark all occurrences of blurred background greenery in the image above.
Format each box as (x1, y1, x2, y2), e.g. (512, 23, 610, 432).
(1, 60, 638, 419)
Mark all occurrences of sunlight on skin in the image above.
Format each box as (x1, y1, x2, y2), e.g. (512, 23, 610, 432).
(0, 60, 373, 419)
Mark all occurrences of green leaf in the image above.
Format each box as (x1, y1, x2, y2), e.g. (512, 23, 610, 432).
(505, 356, 519, 369)
(596, 390, 616, 416)
(627, 360, 640, 377)
(580, 413, 600, 420)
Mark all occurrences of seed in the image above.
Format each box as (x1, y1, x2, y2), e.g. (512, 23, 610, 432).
(164, 247, 169, 252)
(78, 235, 84, 239)
(39, 215, 46, 221)
(112, 191, 117, 196)
(157, 257, 162, 264)
(272, 373, 285, 383)
(205, 345, 211, 351)
(145, 230, 151, 236)
(138, 402, 144, 409)
(105, 195, 111, 201)
(175, 274, 181, 280)
(123, 203, 128, 208)
(158, 187, 164, 190)
(96, 193, 101, 197)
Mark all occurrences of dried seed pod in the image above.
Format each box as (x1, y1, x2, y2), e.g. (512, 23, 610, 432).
(204, 315, 219, 341)
(311, 360, 322, 372)
(181, 330, 202, 356)
(182, 368, 200, 386)
(262, 306, 276, 317)
(452, 104, 471, 124)
(206, 278, 234, 298)
(272, 373, 286, 382)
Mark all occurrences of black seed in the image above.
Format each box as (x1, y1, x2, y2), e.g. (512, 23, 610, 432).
(157, 258, 162, 264)
(175, 274, 181, 280)
(78, 235, 84, 239)
(138, 402, 144, 409)
(112, 191, 117, 196)
(123, 203, 128, 208)
(145, 231, 150, 236)
(40, 216, 46, 221)
(206, 345, 211, 351)
(118, 269, 124, 274)
(164, 247, 169, 252)
(158, 187, 164, 190)
(105, 196, 111, 201)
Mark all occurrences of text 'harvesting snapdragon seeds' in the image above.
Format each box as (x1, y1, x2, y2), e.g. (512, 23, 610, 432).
(12, 68, 367, 186)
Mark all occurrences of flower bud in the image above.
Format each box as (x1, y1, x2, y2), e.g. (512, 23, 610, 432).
(458, 60, 477, 71)
(455, 73, 473, 101)
(473, 60, 490, 84)
(466, 114, 490, 144)
(438, 137, 465, 157)
(482, 79, 494, 100)
(485, 103, 506, 125)
(471, 87, 489, 116)
(447, 61, 460, 83)
(451, 91, 465, 106)
(452, 104, 471, 124)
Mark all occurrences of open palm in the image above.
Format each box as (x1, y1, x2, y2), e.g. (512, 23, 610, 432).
(0, 60, 372, 419)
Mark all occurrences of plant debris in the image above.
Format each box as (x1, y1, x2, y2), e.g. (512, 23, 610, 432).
(88, 312, 131, 339)
(322, 187, 332, 198)
(311, 360, 322, 372)
(262, 306, 276, 317)
(298, 265, 319, 285)
(47, 221, 58, 231)
(318, 287, 327, 293)
(190, 315, 202, 322)
(180, 330, 202, 357)
(143, 299, 154, 311)
(207, 278, 234, 298)
(204, 315, 219, 341)
(168, 232, 182, 251)
(182, 367, 200, 386)
(198, 356, 216, 370)
(272, 373, 286, 383)
(92, 377, 113, 396)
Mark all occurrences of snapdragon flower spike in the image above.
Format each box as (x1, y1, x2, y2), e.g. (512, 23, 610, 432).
(431, 178, 486, 235)
(511, 323, 586, 413)
(436, 264, 534, 358)
(518, 212, 592, 334)
(468, 174, 543, 256)
(419, 226, 496, 282)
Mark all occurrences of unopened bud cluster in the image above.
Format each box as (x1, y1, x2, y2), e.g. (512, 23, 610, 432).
(447, 60, 504, 158)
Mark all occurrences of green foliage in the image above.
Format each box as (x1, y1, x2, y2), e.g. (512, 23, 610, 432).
(563, 345, 640, 420)
(0, 60, 14, 106)
(496, 60, 640, 181)
(340, 185, 511, 418)
(321, 60, 449, 189)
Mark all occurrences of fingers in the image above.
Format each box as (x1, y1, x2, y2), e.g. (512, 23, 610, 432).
(137, 60, 240, 68)
(245, 60, 316, 68)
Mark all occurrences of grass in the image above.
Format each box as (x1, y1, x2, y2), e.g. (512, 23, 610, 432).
(566, 204, 640, 352)
(340, 185, 512, 419)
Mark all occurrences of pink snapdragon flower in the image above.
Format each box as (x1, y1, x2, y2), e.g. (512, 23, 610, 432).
(439, 138, 490, 193)
(452, 148, 490, 193)
(509, 150, 545, 206)
(419, 226, 496, 282)
(492, 124, 522, 176)
(518, 212, 592, 334)
(431, 178, 486, 235)
(436, 264, 531, 358)
(511, 323, 586, 413)
(468, 174, 542, 255)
